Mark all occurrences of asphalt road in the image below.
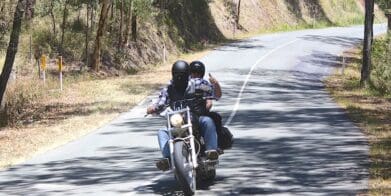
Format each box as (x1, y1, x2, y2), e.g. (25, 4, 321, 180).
(0, 25, 387, 195)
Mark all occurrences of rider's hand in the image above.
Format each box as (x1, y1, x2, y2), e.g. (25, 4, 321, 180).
(147, 106, 155, 114)
(208, 73, 218, 85)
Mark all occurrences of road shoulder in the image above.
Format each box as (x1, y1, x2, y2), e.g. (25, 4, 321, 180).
(325, 48, 391, 195)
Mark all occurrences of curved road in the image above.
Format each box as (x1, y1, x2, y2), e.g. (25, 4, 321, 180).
(0, 25, 387, 195)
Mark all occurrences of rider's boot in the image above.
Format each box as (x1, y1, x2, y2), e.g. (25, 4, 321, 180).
(205, 150, 219, 161)
(156, 158, 170, 171)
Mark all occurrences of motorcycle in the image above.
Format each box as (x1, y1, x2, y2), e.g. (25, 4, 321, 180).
(154, 99, 219, 195)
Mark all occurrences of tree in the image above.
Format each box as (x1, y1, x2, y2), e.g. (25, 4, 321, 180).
(131, 5, 137, 41)
(0, 0, 35, 106)
(60, 0, 69, 51)
(235, 0, 241, 27)
(361, 0, 375, 86)
(49, 0, 56, 37)
(131, 0, 152, 42)
(91, 0, 112, 71)
(84, 0, 92, 70)
(123, 0, 133, 46)
(388, 12, 391, 33)
(119, 0, 124, 48)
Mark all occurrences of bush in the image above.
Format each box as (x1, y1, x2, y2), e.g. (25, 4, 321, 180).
(371, 36, 391, 95)
(33, 29, 56, 56)
(1, 81, 44, 127)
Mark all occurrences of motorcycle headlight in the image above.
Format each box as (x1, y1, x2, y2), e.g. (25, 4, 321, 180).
(170, 114, 184, 128)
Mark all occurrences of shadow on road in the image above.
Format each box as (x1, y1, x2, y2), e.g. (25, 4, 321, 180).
(300, 35, 362, 48)
(214, 39, 265, 52)
(0, 146, 164, 195)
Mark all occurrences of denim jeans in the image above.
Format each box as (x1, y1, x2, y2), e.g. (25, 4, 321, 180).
(157, 116, 217, 158)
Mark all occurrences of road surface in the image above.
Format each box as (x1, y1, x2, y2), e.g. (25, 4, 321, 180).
(0, 24, 387, 195)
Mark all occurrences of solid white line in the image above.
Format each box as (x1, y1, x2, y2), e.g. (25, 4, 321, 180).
(224, 39, 298, 127)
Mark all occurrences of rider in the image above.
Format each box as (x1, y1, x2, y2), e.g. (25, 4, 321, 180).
(189, 61, 227, 151)
(189, 60, 222, 101)
(147, 60, 219, 171)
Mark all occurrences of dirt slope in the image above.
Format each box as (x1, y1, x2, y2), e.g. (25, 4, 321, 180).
(208, 0, 384, 39)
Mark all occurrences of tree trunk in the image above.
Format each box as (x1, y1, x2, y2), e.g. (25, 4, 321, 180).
(236, 0, 241, 27)
(124, 0, 132, 46)
(361, 0, 375, 86)
(119, 0, 124, 48)
(109, 0, 114, 32)
(131, 11, 137, 41)
(91, 0, 112, 71)
(111, 1, 114, 20)
(60, 1, 69, 52)
(388, 14, 391, 33)
(90, 3, 95, 32)
(78, 6, 81, 23)
(0, 0, 27, 106)
(84, 1, 91, 70)
(49, 0, 56, 37)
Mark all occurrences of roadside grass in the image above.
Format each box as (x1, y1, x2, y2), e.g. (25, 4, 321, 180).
(0, 49, 211, 169)
(326, 47, 391, 195)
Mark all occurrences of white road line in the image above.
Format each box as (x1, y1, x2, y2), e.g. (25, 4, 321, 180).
(224, 39, 299, 126)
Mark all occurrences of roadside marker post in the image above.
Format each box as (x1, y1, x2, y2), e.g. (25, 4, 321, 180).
(58, 56, 63, 91)
(40, 54, 47, 84)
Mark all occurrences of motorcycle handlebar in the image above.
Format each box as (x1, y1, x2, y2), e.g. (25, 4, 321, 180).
(145, 95, 217, 117)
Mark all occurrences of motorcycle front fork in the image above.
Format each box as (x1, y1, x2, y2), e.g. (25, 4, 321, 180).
(169, 136, 198, 171)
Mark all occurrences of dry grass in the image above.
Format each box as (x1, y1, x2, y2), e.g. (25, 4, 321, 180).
(0, 55, 4, 69)
(0, 49, 211, 169)
(326, 49, 391, 195)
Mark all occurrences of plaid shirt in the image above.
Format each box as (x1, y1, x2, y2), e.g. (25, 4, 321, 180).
(152, 78, 214, 112)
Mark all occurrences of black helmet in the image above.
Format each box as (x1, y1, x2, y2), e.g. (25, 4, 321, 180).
(189, 61, 205, 78)
(171, 60, 190, 91)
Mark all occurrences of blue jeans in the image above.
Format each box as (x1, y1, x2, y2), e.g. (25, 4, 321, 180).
(157, 116, 217, 158)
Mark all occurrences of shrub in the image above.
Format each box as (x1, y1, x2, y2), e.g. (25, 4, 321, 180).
(371, 36, 391, 95)
(33, 29, 56, 56)
(1, 80, 44, 127)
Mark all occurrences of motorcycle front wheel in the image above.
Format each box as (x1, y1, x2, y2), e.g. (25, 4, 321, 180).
(173, 141, 196, 196)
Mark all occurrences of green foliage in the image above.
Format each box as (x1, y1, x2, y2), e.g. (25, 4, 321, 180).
(33, 29, 54, 55)
(62, 30, 87, 60)
(35, 0, 62, 18)
(375, 0, 390, 10)
(0, 1, 15, 51)
(371, 36, 391, 95)
(70, 18, 85, 32)
(133, 0, 153, 19)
